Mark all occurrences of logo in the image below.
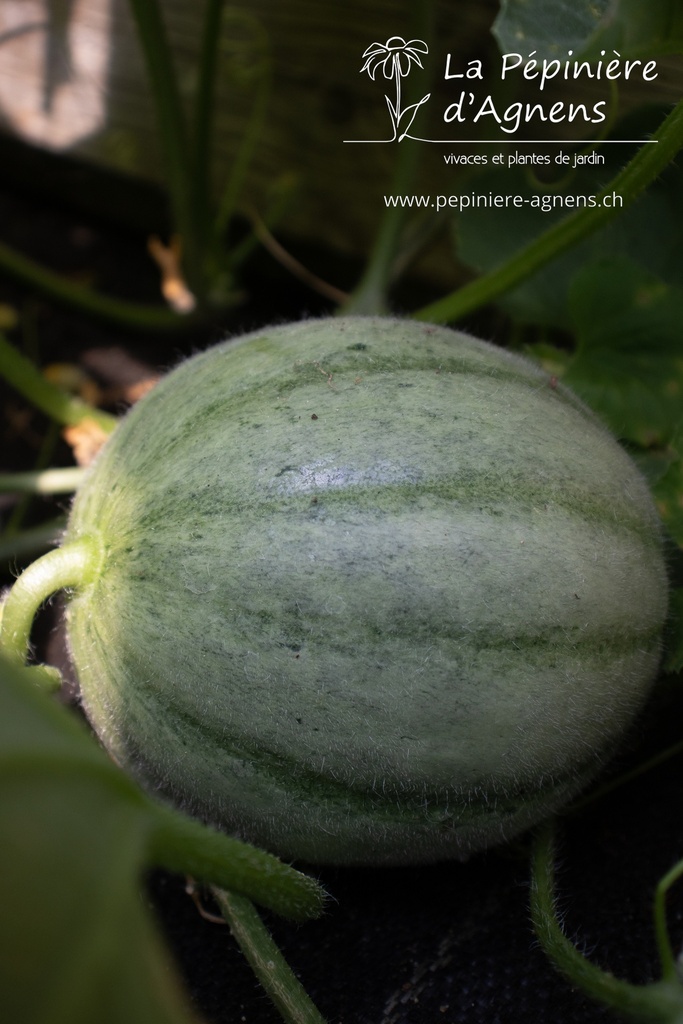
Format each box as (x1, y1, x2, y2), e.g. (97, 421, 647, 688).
(358, 37, 430, 142)
(345, 38, 660, 145)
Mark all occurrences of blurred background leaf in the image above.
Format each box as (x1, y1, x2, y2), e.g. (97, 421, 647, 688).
(0, 652, 203, 1024)
(563, 257, 683, 446)
(493, 0, 611, 57)
(583, 0, 683, 57)
(454, 109, 683, 329)
(494, 0, 683, 57)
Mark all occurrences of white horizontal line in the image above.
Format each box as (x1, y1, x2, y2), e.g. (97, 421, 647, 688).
(343, 139, 657, 144)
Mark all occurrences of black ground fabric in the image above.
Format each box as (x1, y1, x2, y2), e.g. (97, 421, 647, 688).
(148, 716, 683, 1024)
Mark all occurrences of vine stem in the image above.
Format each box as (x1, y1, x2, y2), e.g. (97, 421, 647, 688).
(0, 240, 187, 330)
(213, 17, 272, 240)
(415, 95, 683, 324)
(192, 0, 226, 254)
(148, 812, 325, 923)
(342, 138, 422, 315)
(213, 888, 328, 1024)
(0, 333, 118, 433)
(654, 859, 683, 983)
(0, 467, 86, 495)
(126, 0, 200, 299)
(530, 822, 683, 1023)
(0, 538, 101, 671)
(343, 1, 435, 315)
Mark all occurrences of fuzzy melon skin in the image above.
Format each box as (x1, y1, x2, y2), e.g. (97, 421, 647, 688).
(65, 317, 668, 865)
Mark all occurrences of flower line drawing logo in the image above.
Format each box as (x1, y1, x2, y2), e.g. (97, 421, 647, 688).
(360, 36, 430, 142)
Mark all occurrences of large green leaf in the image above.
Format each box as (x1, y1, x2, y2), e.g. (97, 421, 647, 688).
(493, 0, 610, 57)
(0, 652, 325, 1024)
(563, 257, 683, 446)
(454, 108, 683, 329)
(582, 0, 683, 57)
(558, 256, 683, 548)
(493, 0, 683, 58)
(0, 654, 200, 1024)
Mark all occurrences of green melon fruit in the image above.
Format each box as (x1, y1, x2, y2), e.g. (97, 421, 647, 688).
(64, 317, 668, 865)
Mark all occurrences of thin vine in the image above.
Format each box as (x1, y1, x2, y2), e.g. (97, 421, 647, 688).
(531, 822, 683, 1024)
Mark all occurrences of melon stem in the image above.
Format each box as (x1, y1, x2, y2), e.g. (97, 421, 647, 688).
(213, 888, 328, 1023)
(0, 536, 102, 688)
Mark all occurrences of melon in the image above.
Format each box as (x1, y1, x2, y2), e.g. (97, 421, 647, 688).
(63, 317, 668, 865)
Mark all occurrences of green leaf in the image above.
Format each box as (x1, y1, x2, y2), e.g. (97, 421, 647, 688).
(454, 164, 581, 327)
(563, 257, 683, 446)
(493, 0, 611, 57)
(454, 115, 683, 330)
(0, 653, 201, 1024)
(582, 0, 683, 57)
(493, 0, 683, 59)
(546, 255, 683, 548)
(0, 651, 326, 1024)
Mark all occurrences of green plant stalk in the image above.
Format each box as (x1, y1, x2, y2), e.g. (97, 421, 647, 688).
(214, 57, 271, 242)
(0, 538, 101, 669)
(213, 888, 328, 1023)
(192, 0, 227, 257)
(0, 538, 100, 692)
(654, 859, 683, 983)
(343, 0, 435, 315)
(0, 239, 189, 330)
(0, 467, 86, 495)
(227, 175, 299, 269)
(2, 417, 61, 542)
(207, 14, 272, 300)
(0, 333, 118, 433)
(531, 823, 683, 1023)
(415, 96, 683, 324)
(343, 139, 423, 315)
(149, 811, 325, 923)
(126, 0, 201, 298)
